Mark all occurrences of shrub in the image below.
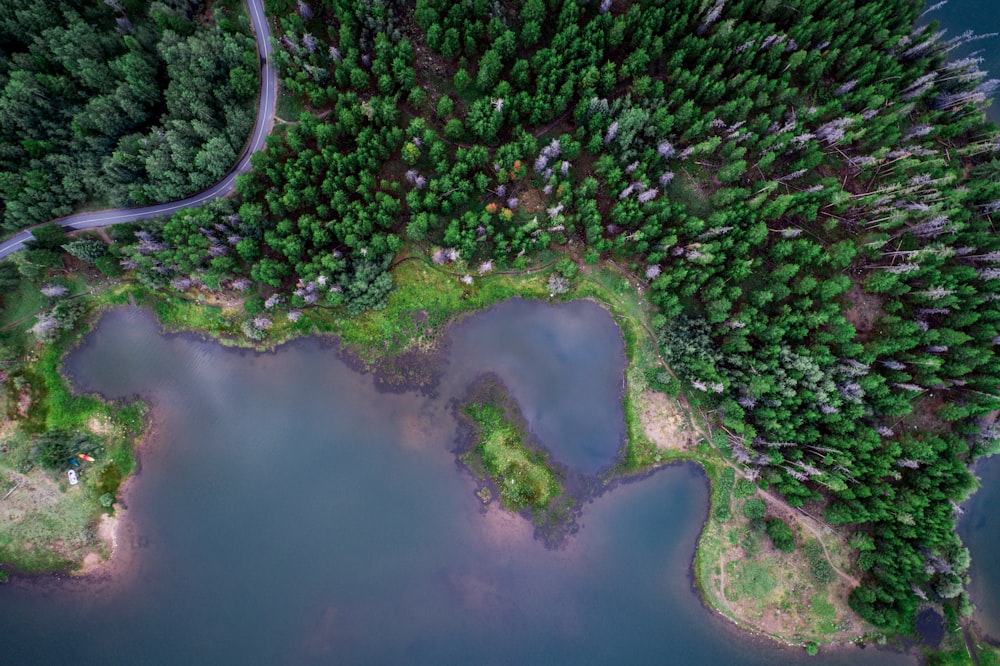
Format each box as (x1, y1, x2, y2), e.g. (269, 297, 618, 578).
(803, 541, 834, 584)
(734, 478, 756, 498)
(555, 257, 578, 279)
(95, 254, 124, 277)
(244, 296, 265, 315)
(436, 95, 454, 119)
(713, 467, 735, 522)
(645, 367, 680, 397)
(766, 518, 795, 552)
(548, 274, 569, 295)
(444, 118, 465, 141)
(34, 430, 102, 470)
(743, 498, 766, 520)
(63, 239, 108, 263)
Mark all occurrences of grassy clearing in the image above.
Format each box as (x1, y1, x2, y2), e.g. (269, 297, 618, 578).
(276, 91, 305, 123)
(0, 469, 101, 572)
(461, 400, 563, 514)
(0, 281, 46, 329)
(695, 477, 870, 647)
(0, 375, 143, 572)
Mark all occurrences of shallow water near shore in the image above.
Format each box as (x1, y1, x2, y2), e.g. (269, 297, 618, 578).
(1, 302, 915, 664)
(959, 454, 1000, 639)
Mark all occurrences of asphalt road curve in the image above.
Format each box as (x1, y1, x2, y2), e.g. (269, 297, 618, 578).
(0, 0, 277, 260)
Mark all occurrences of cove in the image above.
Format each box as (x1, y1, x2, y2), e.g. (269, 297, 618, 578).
(0, 302, 914, 664)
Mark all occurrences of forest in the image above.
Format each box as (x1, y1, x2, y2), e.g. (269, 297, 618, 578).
(0, 0, 258, 234)
(3, 0, 1000, 639)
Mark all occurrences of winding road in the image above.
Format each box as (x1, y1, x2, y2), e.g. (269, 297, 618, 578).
(0, 0, 277, 260)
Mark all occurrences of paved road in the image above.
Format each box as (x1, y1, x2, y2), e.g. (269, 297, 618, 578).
(0, 0, 277, 260)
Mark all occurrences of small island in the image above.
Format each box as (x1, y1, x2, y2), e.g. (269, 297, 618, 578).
(457, 376, 581, 544)
(461, 388, 564, 515)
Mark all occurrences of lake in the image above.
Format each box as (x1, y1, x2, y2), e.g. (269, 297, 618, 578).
(929, 0, 1000, 120)
(960, 454, 1000, 638)
(1, 301, 914, 664)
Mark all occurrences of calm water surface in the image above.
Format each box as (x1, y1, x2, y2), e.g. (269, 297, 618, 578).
(1, 302, 914, 664)
(960, 455, 1000, 638)
(931, 0, 1000, 120)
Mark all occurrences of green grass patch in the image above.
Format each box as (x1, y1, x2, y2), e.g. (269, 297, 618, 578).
(712, 466, 735, 522)
(734, 478, 756, 498)
(461, 401, 562, 513)
(139, 289, 234, 335)
(810, 592, 839, 634)
(35, 343, 105, 432)
(0, 475, 101, 572)
(802, 539, 835, 585)
(0, 280, 46, 329)
(730, 560, 777, 601)
(276, 91, 306, 122)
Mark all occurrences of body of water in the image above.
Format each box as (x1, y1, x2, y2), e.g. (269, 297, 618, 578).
(929, 0, 1000, 120)
(959, 454, 1000, 638)
(1, 302, 914, 664)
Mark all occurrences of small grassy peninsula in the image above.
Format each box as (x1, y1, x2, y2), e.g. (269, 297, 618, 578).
(458, 378, 575, 540)
(462, 402, 561, 512)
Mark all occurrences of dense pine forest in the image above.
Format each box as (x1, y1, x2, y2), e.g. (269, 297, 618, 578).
(4, 0, 1000, 638)
(0, 0, 257, 233)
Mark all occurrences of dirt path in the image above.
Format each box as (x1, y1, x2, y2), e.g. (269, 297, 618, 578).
(759, 487, 861, 588)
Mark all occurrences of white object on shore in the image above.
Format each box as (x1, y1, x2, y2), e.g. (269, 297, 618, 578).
(68, 470, 78, 486)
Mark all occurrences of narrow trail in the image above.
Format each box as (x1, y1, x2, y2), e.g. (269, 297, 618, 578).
(1, 280, 126, 332)
(758, 485, 861, 587)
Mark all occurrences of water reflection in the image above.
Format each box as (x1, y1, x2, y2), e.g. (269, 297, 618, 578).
(0, 303, 914, 665)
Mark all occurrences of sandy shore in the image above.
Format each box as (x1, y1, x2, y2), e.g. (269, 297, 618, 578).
(68, 409, 160, 585)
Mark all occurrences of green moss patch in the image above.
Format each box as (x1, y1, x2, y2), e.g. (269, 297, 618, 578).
(457, 378, 578, 545)
(463, 401, 562, 513)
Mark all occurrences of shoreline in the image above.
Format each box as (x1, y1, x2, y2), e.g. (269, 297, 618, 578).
(4, 270, 900, 655)
(70, 418, 150, 583)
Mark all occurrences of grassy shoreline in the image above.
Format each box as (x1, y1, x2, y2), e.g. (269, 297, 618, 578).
(0, 282, 145, 573)
(0, 246, 887, 653)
